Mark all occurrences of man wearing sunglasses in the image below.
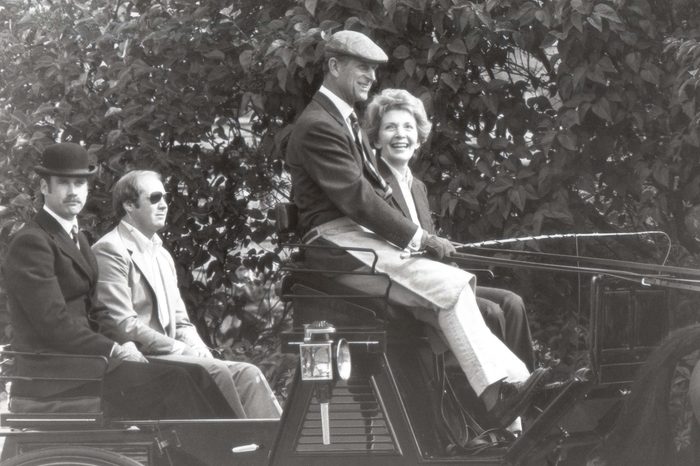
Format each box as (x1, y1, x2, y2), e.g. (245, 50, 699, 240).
(92, 170, 281, 419)
(3, 143, 234, 420)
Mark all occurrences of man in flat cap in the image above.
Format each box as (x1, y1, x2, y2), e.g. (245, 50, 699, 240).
(3, 143, 234, 420)
(286, 30, 547, 431)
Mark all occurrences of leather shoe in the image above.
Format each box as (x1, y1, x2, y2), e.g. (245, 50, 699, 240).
(488, 367, 550, 429)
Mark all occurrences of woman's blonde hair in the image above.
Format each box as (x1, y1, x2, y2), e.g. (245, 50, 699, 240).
(364, 88, 432, 146)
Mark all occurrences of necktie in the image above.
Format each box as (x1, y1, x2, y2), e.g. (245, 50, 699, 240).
(349, 113, 392, 199)
(71, 225, 80, 249)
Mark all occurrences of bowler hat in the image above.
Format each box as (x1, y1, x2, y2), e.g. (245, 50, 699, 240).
(34, 143, 97, 177)
(324, 30, 388, 65)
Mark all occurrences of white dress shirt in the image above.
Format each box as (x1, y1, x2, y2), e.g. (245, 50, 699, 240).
(120, 221, 171, 331)
(43, 205, 79, 240)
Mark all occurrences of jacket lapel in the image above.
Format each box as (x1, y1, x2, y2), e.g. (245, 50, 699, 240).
(313, 93, 352, 140)
(412, 179, 435, 234)
(313, 92, 386, 190)
(117, 223, 173, 336)
(378, 158, 411, 218)
(35, 210, 95, 283)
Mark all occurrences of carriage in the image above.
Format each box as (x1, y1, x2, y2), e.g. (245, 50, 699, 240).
(0, 205, 697, 466)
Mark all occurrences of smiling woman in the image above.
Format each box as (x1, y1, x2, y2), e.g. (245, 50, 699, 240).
(363, 88, 433, 176)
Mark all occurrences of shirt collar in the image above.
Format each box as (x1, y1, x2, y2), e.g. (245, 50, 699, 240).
(319, 85, 355, 122)
(120, 219, 162, 252)
(42, 205, 78, 236)
(383, 160, 413, 187)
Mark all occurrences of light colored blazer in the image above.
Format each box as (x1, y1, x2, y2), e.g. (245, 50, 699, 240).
(92, 222, 207, 355)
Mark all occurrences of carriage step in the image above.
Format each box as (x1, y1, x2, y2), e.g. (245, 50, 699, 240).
(505, 368, 594, 465)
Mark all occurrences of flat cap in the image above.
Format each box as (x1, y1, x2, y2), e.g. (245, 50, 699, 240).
(324, 30, 388, 64)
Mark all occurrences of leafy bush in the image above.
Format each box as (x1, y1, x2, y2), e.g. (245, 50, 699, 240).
(2, 0, 700, 386)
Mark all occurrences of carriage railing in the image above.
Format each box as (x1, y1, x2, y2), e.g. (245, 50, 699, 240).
(0, 347, 108, 427)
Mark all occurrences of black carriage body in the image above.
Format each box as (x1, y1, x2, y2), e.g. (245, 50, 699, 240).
(0, 237, 689, 466)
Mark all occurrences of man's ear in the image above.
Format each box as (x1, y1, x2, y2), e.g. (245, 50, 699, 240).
(39, 178, 48, 196)
(122, 200, 135, 214)
(328, 57, 341, 77)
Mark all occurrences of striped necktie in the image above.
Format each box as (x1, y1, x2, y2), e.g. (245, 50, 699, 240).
(349, 113, 392, 199)
(70, 225, 80, 249)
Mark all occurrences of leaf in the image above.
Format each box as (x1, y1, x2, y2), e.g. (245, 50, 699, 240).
(239, 50, 253, 70)
(598, 56, 617, 73)
(305, 0, 318, 15)
(447, 38, 468, 55)
(489, 176, 514, 194)
(393, 45, 411, 59)
(534, 9, 551, 28)
(558, 109, 580, 129)
(204, 50, 225, 60)
(587, 14, 603, 32)
(509, 185, 526, 211)
(591, 98, 613, 122)
(593, 3, 622, 23)
(485, 0, 502, 13)
(571, 12, 584, 32)
(474, 9, 495, 30)
(404, 59, 416, 76)
(682, 99, 695, 119)
(514, 2, 538, 25)
(105, 107, 122, 117)
(578, 102, 591, 120)
(107, 129, 122, 146)
(586, 66, 607, 85)
(441, 73, 460, 92)
(559, 75, 573, 100)
(652, 162, 670, 188)
(427, 44, 441, 62)
(277, 67, 287, 92)
(640, 65, 660, 86)
(571, 0, 587, 14)
(625, 52, 640, 73)
(465, 31, 481, 50)
(276, 47, 293, 67)
(480, 94, 499, 115)
(557, 131, 578, 151)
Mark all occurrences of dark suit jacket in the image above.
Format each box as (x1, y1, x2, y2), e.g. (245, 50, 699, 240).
(377, 158, 434, 235)
(286, 91, 419, 249)
(3, 209, 115, 395)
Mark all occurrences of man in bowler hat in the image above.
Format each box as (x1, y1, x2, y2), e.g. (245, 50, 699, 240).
(3, 142, 234, 419)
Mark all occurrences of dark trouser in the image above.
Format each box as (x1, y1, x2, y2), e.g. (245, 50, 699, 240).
(101, 359, 235, 420)
(476, 286, 535, 371)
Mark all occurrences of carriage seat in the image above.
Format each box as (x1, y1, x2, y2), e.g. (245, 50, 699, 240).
(275, 203, 425, 336)
(0, 347, 108, 428)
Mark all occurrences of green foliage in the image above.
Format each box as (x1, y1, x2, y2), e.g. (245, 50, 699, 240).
(2, 0, 700, 376)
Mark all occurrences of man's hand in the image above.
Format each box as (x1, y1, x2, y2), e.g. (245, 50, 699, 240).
(421, 233, 456, 260)
(112, 341, 148, 363)
(179, 344, 213, 359)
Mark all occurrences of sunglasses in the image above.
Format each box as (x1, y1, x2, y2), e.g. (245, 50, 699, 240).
(147, 192, 169, 204)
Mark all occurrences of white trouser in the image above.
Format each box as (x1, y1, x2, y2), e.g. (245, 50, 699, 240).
(310, 217, 530, 396)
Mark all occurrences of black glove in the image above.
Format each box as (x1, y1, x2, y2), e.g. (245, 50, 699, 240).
(422, 233, 456, 260)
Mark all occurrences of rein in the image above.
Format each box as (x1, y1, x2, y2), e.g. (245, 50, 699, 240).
(447, 250, 700, 292)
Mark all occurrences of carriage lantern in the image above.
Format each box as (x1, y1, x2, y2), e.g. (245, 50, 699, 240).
(299, 321, 351, 444)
